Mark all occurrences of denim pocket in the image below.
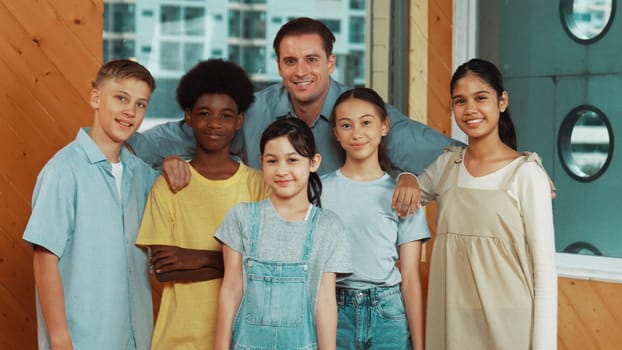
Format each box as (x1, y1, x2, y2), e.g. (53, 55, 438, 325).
(244, 273, 306, 327)
(376, 291, 407, 320)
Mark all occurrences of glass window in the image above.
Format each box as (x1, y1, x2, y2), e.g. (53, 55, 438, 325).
(160, 41, 181, 70)
(350, 0, 365, 10)
(104, 3, 135, 33)
(228, 10, 241, 37)
(349, 16, 365, 43)
(243, 11, 266, 39)
(104, 3, 111, 32)
(104, 39, 135, 61)
(161, 6, 182, 35)
(560, 0, 615, 43)
(558, 105, 613, 182)
(320, 19, 341, 33)
(183, 43, 204, 71)
(185, 7, 205, 36)
(242, 46, 266, 74)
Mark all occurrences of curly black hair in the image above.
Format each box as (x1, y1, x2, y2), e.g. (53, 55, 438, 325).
(176, 59, 255, 113)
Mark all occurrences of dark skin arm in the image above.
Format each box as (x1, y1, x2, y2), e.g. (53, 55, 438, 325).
(150, 245, 224, 282)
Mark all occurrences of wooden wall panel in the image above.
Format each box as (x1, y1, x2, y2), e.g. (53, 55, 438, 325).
(558, 278, 622, 350)
(0, 0, 102, 348)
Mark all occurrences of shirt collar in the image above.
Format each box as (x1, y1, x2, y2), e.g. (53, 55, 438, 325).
(76, 128, 133, 165)
(274, 77, 344, 122)
(76, 128, 108, 164)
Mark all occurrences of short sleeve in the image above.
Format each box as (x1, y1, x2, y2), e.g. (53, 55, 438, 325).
(397, 208, 431, 246)
(214, 203, 247, 254)
(317, 210, 352, 275)
(22, 166, 76, 257)
(135, 176, 176, 247)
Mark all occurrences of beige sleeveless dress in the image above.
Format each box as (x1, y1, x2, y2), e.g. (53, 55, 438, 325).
(425, 148, 546, 350)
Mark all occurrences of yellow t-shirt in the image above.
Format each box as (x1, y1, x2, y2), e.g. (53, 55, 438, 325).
(136, 163, 270, 350)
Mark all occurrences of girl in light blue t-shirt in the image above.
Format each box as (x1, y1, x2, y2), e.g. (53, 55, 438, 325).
(322, 88, 430, 350)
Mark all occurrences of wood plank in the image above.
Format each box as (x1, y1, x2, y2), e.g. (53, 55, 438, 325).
(0, 282, 37, 350)
(1, 1, 100, 95)
(558, 279, 594, 349)
(0, 123, 48, 205)
(428, 0, 452, 73)
(0, 225, 35, 313)
(46, 0, 103, 59)
(0, 8, 92, 139)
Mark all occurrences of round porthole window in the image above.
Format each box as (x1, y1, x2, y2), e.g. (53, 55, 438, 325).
(560, 0, 616, 44)
(558, 105, 613, 182)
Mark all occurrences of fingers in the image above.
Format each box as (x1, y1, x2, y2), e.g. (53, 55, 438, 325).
(392, 189, 422, 218)
(149, 246, 179, 273)
(161, 157, 191, 193)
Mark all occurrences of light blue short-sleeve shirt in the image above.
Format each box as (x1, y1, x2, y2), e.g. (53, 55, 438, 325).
(23, 128, 158, 350)
(321, 170, 431, 289)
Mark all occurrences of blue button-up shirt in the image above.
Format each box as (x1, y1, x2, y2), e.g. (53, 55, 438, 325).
(129, 78, 457, 175)
(23, 128, 157, 350)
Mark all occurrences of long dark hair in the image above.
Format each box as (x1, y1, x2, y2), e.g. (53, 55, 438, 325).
(260, 118, 322, 207)
(450, 58, 517, 150)
(331, 88, 394, 171)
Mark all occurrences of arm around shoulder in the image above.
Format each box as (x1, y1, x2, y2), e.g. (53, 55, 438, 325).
(128, 120, 196, 168)
(384, 104, 461, 174)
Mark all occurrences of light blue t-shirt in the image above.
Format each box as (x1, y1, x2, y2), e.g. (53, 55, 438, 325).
(128, 78, 456, 174)
(23, 128, 158, 350)
(321, 170, 431, 289)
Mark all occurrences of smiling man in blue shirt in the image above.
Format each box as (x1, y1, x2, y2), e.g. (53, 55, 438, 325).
(129, 17, 458, 215)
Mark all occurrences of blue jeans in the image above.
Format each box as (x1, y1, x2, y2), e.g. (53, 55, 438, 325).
(336, 285, 412, 350)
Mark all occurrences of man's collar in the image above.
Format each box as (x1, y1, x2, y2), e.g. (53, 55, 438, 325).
(274, 78, 342, 122)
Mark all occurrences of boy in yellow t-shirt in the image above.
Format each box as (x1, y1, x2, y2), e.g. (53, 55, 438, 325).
(136, 59, 270, 349)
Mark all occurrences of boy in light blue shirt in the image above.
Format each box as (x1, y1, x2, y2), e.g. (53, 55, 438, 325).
(23, 60, 158, 350)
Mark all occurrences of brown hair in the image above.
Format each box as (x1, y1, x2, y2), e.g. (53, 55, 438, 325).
(93, 59, 156, 92)
(272, 17, 335, 59)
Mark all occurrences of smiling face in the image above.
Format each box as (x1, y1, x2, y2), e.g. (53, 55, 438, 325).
(184, 93, 243, 155)
(333, 98, 389, 166)
(89, 77, 152, 148)
(277, 33, 335, 108)
(261, 135, 320, 204)
(451, 72, 508, 143)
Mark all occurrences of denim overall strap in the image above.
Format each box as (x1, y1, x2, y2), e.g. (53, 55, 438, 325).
(247, 202, 260, 257)
(300, 205, 320, 261)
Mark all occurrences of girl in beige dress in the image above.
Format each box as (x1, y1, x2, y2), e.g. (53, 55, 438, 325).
(418, 58, 557, 350)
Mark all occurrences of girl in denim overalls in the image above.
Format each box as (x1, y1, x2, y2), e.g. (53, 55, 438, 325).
(321, 88, 430, 350)
(215, 118, 352, 350)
